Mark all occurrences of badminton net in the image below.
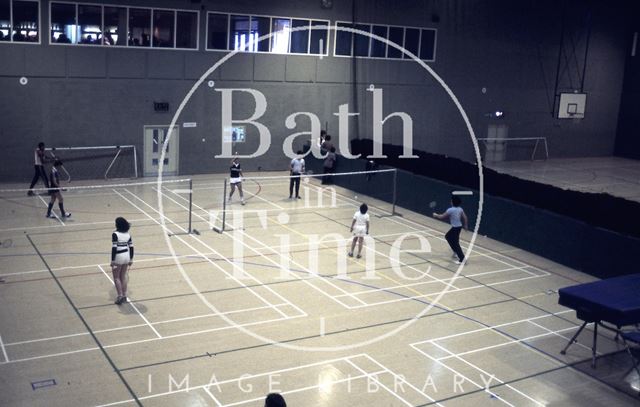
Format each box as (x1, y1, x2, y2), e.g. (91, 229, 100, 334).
(209, 168, 398, 233)
(0, 178, 194, 234)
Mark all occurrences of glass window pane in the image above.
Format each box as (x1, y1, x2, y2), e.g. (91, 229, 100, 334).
(370, 25, 387, 58)
(387, 26, 403, 59)
(335, 22, 352, 56)
(12, 0, 38, 42)
(207, 13, 227, 50)
(403, 28, 419, 58)
(176, 11, 197, 49)
(51, 2, 75, 44)
(229, 15, 249, 51)
(250, 16, 270, 52)
(153, 10, 174, 48)
(0, 1, 10, 42)
(271, 18, 290, 54)
(420, 29, 436, 60)
(309, 20, 327, 54)
(290, 19, 309, 54)
(353, 24, 370, 57)
(104, 6, 126, 46)
(128, 8, 151, 47)
(78, 4, 101, 45)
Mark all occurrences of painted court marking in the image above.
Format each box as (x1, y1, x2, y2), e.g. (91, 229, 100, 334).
(97, 264, 162, 339)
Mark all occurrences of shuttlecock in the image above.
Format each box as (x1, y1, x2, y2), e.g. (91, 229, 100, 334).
(354, 195, 358, 200)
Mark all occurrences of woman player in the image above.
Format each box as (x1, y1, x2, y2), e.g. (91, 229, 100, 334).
(46, 160, 71, 219)
(349, 203, 370, 258)
(228, 157, 245, 205)
(111, 217, 134, 305)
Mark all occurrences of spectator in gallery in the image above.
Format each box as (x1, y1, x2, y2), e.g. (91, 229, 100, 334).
(0, 31, 6, 41)
(13, 30, 25, 41)
(103, 32, 114, 45)
(264, 393, 286, 407)
(57, 33, 71, 43)
(82, 35, 95, 44)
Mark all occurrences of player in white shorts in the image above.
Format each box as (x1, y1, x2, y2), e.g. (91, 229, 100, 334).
(228, 157, 245, 205)
(349, 203, 370, 259)
(111, 217, 134, 305)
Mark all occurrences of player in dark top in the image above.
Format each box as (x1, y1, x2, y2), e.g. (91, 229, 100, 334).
(228, 157, 245, 205)
(46, 160, 71, 219)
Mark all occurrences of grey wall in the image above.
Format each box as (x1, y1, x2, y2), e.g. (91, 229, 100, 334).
(0, 0, 635, 181)
(614, 1, 640, 159)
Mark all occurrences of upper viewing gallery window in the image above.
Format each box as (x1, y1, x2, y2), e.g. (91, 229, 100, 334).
(334, 21, 436, 62)
(49, 2, 198, 49)
(206, 11, 329, 56)
(0, 0, 40, 43)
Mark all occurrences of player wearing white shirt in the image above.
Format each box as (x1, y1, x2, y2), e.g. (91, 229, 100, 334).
(349, 203, 370, 259)
(433, 195, 469, 264)
(111, 217, 134, 305)
(289, 150, 305, 199)
(28, 142, 50, 195)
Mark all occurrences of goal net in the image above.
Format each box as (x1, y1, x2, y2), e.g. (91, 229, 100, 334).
(45, 145, 138, 182)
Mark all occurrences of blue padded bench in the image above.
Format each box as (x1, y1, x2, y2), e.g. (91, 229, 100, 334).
(558, 274, 640, 368)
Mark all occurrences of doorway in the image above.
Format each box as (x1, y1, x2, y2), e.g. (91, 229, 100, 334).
(143, 125, 179, 177)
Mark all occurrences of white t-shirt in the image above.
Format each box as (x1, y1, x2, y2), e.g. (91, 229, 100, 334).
(353, 211, 370, 228)
(34, 149, 43, 165)
(446, 207, 464, 227)
(291, 158, 305, 173)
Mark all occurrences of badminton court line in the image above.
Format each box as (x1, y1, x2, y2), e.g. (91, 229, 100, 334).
(2, 313, 298, 366)
(115, 188, 296, 320)
(0, 250, 220, 278)
(430, 341, 545, 407)
(37, 194, 65, 226)
(97, 354, 412, 407)
(333, 264, 532, 297)
(24, 234, 142, 406)
(121, 188, 306, 318)
(347, 354, 444, 407)
(334, 268, 542, 308)
(96, 264, 162, 338)
(160, 185, 369, 308)
(324, 185, 545, 274)
(411, 343, 522, 407)
(184, 185, 547, 312)
(0, 333, 9, 363)
(0, 217, 151, 233)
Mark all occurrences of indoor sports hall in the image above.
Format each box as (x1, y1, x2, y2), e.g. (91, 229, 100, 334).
(1, 1, 639, 406)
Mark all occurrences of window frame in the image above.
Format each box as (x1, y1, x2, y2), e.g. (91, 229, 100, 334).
(205, 10, 330, 57)
(0, 0, 41, 45)
(333, 20, 437, 62)
(48, 1, 199, 50)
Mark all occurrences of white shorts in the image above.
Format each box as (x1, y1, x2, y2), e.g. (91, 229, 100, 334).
(114, 251, 131, 265)
(352, 225, 367, 237)
(230, 177, 242, 185)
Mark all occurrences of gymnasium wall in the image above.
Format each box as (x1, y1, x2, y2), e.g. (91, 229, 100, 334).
(0, 0, 635, 181)
(614, 2, 640, 160)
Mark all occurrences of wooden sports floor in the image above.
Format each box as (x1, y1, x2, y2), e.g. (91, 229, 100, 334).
(0, 172, 638, 406)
